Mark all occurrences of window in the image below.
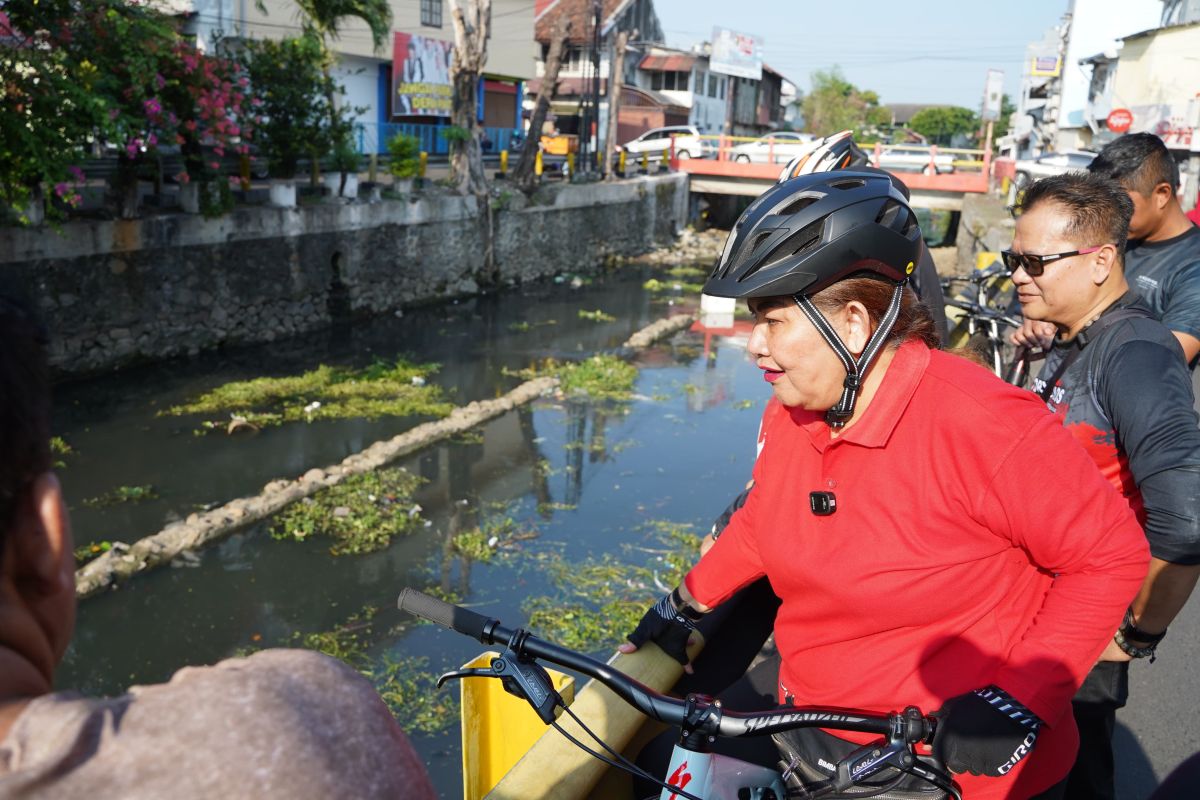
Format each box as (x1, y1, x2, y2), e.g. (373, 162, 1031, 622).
(650, 71, 663, 91)
(421, 0, 442, 27)
(708, 74, 718, 97)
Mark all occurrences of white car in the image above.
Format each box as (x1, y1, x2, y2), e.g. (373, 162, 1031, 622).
(1014, 151, 1096, 187)
(877, 145, 955, 174)
(620, 126, 707, 160)
(730, 132, 817, 164)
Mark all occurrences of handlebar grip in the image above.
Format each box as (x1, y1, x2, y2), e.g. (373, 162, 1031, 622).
(398, 588, 494, 643)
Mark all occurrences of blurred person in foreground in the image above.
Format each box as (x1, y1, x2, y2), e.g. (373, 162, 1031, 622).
(0, 292, 435, 800)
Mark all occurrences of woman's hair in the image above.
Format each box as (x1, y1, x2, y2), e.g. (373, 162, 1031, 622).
(809, 275, 941, 349)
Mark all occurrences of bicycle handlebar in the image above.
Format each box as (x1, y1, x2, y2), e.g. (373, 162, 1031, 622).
(397, 588, 935, 743)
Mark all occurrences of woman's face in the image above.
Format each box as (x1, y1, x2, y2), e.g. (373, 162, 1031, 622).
(746, 296, 854, 409)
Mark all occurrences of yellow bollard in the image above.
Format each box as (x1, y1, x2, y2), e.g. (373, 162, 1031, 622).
(418, 151, 428, 178)
(640, 151, 648, 174)
(499, 149, 508, 177)
(618, 150, 626, 176)
(535, 149, 544, 178)
(566, 152, 575, 177)
(976, 251, 1002, 272)
(238, 153, 251, 192)
(368, 153, 378, 184)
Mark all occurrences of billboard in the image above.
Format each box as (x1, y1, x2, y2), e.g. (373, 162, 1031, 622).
(710, 27, 763, 81)
(392, 32, 453, 117)
(1030, 55, 1061, 78)
(981, 69, 1004, 122)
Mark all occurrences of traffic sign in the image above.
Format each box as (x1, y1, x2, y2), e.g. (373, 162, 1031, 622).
(1107, 108, 1134, 133)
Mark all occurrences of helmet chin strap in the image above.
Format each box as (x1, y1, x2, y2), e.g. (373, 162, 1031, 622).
(793, 283, 905, 428)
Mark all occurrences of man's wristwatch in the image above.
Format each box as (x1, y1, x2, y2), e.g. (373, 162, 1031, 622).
(1113, 608, 1166, 662)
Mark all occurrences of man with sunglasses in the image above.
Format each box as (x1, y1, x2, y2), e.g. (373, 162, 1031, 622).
(1008, 173, 1200, 800)
(1013, 134, 1200, 367)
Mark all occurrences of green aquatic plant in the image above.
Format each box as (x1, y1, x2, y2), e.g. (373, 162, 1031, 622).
(507, 319, 559, 333)
(577, 308, 616, 323)
(450, 517, 536, 563)
(270, 468, 426, 556)
(559, 355, 638, 401)
(50, 437, 74, 468)
(733, 399, 756, 410)
(163, 358, 452, 433)
(83, 485, 158, 508)
(73, 540, 112, 566)
(520, 521, 700, 654)
(665, 265, 709, 279)
(643, 278, 705, 294)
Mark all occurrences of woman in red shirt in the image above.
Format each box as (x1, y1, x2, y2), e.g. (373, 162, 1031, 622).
(619, 171, 1148, 799)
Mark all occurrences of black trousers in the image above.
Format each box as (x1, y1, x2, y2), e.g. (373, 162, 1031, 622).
(1062, 660, 1130, 800)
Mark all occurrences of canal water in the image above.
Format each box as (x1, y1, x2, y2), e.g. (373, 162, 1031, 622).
(54, 264, 767, 798)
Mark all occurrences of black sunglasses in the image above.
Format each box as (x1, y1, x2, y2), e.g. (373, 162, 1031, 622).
(1001, 246, 1104, 277)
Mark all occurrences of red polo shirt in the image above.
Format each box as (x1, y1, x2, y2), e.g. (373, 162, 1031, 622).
(686, 340, 1148, 799)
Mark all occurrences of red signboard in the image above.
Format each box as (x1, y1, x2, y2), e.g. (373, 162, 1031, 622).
(1107, 108, 1134, 133)
(392, 32, 453, 117)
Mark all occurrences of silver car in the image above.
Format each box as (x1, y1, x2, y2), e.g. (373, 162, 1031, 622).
(1014, 151, 1096, 188)
(877, 145, 955, 175)
(730, 132, 817, 164)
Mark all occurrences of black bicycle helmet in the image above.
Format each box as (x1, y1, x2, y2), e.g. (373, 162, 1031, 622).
(704, 171, 923, 427)
(705, 170, 921, 299)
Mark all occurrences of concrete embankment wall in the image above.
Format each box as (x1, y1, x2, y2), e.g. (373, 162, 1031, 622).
(0, 175, 688, 376)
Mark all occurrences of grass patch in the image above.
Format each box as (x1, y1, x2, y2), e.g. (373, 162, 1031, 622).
(578, 309, 616, 323)
(163, 359, 453, 433)
(83, 485, 158, 508)
(270, 468, 426, 556)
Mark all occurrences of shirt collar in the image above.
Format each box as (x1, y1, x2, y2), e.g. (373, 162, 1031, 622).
(789, 339, 931, 451)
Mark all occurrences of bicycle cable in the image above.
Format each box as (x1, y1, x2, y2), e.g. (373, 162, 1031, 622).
(549, 705, 706, 800)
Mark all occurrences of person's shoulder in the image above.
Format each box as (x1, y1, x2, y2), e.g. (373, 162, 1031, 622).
(1095, 312, 1183, 362)
(920, 349, 1051, 436)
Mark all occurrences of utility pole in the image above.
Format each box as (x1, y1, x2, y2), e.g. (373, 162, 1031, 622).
(584, 0, 602, 176)
(603, 29, 635, 180)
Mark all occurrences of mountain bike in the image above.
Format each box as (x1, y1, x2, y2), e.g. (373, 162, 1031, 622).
(398, 588, 962, 800)
(941, 262, 1026, 383)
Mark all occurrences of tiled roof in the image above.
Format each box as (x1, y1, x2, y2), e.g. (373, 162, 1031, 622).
(535, 0, 629, 44)
(639, 53, 696, 71)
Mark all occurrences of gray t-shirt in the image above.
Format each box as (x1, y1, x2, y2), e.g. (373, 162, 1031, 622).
(1125, 223, 1200, 343)
(0, 649, 435, 799)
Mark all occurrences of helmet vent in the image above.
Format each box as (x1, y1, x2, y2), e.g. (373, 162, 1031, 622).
(743, 218, 824, 282)
(829, 178, 865, 191)
(751, 231, 775, 253)
(876, 198, 904, 228)
(776, 194, 820, 217)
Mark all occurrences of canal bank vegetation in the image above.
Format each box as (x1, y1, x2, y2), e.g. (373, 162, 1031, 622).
(271, 468, 425, 556)
(506, 354, 639, 402)
(82, 484, 159, 508)
(163, 358, 452, 434)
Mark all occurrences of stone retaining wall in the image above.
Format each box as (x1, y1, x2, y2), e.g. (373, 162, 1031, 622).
(0, 175, 688, 376)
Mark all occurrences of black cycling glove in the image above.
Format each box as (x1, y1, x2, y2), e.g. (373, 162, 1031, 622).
(933, 685, 1042, 777)
(626, 587, 704, 665)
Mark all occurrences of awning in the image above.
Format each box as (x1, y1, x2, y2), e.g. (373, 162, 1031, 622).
(638, 53, 696, 72)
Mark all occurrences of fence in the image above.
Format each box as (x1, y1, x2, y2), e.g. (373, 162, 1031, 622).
(355, 122, 519, 157)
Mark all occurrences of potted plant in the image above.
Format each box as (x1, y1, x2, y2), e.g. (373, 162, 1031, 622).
(243, 34, 333, 208)
(326, 135, 360, 200)
(387, 132, 421, 194)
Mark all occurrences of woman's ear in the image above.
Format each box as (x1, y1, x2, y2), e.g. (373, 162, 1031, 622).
(841, 301, 873, 355)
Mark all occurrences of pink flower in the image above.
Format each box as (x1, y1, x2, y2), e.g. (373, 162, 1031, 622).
(55, 182, 70, 197)
(237, 76, 249, 88)
(228, 176, 242, 189)
(68, 166, 85, 182)
(208, 161, 219, 171)
(155, 73, 166, 89)
(175, 171, 191, 184)
(176, 134, 187, 145)
(185, 120, 197, 132)
(213, 146, 224, 157)
(147, 133, 158, 147)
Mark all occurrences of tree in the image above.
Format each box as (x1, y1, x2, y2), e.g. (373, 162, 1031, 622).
(513, 17, 570, 193)
(801, 67, 890, 138)
(448, 0, 491, 197)
(909, 106, 979, 146)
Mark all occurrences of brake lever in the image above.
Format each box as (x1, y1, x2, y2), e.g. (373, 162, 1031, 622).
(437, 648, 565, 725)
(831, 738, 913, 792)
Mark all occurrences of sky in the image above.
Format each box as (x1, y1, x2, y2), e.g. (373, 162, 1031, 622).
(654, 0, 1071, 109)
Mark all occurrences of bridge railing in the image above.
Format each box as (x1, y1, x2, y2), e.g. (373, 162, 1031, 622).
(666, 135, 991, 177)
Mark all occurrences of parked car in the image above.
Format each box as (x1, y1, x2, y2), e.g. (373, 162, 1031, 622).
(620, 125, 707, 160)
(1014, 150, 1096, 187)
(730, 132, 817, 164)
(877, 145, 955, 174)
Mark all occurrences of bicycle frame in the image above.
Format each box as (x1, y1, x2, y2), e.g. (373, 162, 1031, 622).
(660, 748, 785, 800)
